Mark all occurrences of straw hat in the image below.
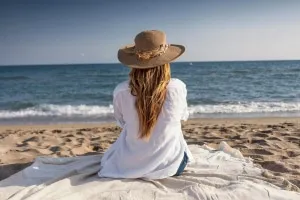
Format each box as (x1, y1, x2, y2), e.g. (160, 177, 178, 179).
(118, 30, 185, 68)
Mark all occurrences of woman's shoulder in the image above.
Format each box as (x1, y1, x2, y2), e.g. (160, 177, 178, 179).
(167, 78, 186, 89)
(113, 80, 130, 97)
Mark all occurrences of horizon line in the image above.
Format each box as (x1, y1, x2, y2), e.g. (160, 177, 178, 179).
(1, 58, 300, 67)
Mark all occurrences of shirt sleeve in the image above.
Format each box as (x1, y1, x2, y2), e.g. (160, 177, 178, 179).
(181, 85, 189, 121)
(113, 93, 125, 128)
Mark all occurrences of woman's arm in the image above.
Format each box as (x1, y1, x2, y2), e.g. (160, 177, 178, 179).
(181, 85, 189, 121)
(113, 93, 125, 128)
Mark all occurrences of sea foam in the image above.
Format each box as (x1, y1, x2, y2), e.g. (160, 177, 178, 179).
(0, 102, 299, 119)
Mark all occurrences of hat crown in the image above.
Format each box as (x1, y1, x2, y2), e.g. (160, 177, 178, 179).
(134, 30, 167, 51)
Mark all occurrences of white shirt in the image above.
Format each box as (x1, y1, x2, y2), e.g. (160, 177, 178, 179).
(98, 78, 194, 179)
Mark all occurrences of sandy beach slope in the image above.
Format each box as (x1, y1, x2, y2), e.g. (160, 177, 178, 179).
(0, 117, 299, 187)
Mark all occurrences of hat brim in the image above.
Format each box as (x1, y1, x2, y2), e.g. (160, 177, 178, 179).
(118, 44, 185, 69)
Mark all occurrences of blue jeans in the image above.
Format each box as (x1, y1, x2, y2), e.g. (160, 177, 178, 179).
(174, 152, 188, 176)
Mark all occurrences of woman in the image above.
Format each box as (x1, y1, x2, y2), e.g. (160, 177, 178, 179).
(98, 30, 194, 179)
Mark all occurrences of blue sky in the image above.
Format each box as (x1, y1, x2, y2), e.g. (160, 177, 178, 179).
(0, 0, 300, 65)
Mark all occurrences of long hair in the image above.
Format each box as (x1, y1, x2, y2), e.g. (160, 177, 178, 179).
(129, 63, 171, 139)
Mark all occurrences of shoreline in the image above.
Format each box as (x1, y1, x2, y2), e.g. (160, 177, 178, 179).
(0, 116, 299, 131)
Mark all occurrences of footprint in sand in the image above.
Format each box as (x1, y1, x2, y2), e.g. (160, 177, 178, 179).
(201, 131, 210, 135)
(62, 134, 75, 138)
(16, 142, 27, 147)
(22, 136, 40, 143)
(184, 128, 194, 134)
(252, 132, 269, 138)
(287, 151, 300, 158)
(90, 136, 101, 141)
(260, 130, 273, 134)
(282, 123, 295, 127)
(240, 125, 248, 129)
(187, 141, 205, 145)
(261, 161, 291, 173)
(15, 148, 42, 157)
(284, 136, 300, 144)
(232, 144, 248, 149)
(102, 138, 116, 144)
(76, 131, 84, 136)
(251, 138, 269, 146)
(277, 132, 291, 137)
(16, 136, 41, 148)
(37, 130, 46, 134)
(267, 136, 282, 141)
(101, 127, 119, 133)
(76, 138, 85, 143)
(78, 128, 92, 132)
(219, 127, 229, 132)
(267, 125, 285, 129)
(242, 148, 274, 155)
(290, 164, 300, 170)
(63, 138, 72, 143)
(88, 141, 109, 152)
(49, 146, 61, 153)
(52, 129, 62, 133)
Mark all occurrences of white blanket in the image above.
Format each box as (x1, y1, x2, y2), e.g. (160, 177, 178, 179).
(0, 145, 299, 200)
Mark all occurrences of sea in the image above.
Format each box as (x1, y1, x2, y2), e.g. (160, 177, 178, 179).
(0, 61, 299, 125)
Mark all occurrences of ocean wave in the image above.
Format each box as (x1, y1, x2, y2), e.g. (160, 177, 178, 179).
(0, 76, 30, 81)
(188, 102, 300, 114)
(0, 104, 113, 118)
(0, 102, 299, 119)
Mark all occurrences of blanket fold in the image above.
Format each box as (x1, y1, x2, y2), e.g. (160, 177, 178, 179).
(1, 144, 299, 200)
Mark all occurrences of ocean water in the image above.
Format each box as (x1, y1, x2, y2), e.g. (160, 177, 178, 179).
(0, 61, 299, 124)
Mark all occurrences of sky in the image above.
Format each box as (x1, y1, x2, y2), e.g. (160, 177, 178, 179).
(0, 0, 300, 65)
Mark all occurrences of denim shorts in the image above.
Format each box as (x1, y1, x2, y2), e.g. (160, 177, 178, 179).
(174, 152, 188, 176)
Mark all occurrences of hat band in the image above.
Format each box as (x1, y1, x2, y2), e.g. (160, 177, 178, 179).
(134, 44, 169, 60)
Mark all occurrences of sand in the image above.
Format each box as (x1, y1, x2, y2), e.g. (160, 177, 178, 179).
(0, 117, 299, 187)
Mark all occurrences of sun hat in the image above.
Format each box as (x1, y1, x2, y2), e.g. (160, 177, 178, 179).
(118, 30, 185, 69)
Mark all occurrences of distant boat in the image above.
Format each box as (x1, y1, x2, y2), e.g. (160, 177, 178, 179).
(189, 62, 193, 65)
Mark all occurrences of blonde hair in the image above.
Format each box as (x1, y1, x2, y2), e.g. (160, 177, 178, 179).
(129, 63, 171, 139)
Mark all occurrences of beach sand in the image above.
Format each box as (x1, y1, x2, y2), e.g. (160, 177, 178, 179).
(0, 117, 299, 187)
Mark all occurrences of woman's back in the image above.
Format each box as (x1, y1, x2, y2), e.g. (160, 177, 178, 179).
(113, 78, 188, 128)
(98, 78, 193, 179)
